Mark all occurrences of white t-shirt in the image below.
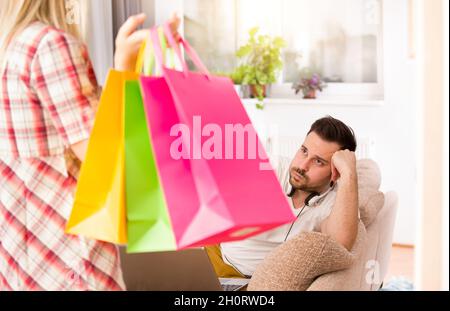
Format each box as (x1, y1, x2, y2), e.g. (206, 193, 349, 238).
(220, 156, 338, 277)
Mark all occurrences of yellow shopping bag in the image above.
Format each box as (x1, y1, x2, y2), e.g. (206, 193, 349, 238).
(66, 69, 138, 244)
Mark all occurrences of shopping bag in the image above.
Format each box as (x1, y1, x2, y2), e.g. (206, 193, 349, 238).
(66, 69, 137, 244)
(139, 26, 296, 249)
(125, 29, 178, 252)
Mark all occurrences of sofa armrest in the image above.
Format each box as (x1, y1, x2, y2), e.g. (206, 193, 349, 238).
(307, 222, 368, 291)
(247, 222, 366, 291)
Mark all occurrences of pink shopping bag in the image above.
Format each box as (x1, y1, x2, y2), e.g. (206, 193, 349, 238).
(139, 26, 295, 249)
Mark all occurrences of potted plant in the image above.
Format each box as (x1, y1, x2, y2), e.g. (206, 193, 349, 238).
(292, 71, 327, 99)
(235, 27, 286, 109)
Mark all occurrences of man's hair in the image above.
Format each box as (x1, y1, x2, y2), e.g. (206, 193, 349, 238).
(308, 116, 357, 151)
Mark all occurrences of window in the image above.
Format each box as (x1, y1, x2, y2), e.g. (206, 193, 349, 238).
(157, 0, 384, 98)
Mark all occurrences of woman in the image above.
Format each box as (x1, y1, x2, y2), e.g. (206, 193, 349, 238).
(0, 0, 179, 290)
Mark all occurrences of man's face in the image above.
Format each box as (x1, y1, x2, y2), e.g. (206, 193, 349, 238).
(289, 131, 341, 194)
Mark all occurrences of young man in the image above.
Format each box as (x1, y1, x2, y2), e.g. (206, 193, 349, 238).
(206, 116, 359, 278)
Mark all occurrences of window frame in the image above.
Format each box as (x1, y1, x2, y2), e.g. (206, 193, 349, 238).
(155, 0, 385, 101)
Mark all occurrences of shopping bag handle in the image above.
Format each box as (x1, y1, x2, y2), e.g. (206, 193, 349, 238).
(148, 28, 167, 75)
(135, 41, 147, 74)
(150, 27, 165, 75)
(162, 22, 211, 80)
(135, 27, 176, 75)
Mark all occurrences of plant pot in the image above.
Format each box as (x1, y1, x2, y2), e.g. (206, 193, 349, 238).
(234, 85, 251, 98)
(249, 85, 267, 99)
(303, 89, 316, 99)
(234, 85, 242, 97)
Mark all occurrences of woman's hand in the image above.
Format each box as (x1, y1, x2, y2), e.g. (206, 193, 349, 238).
(114, 13, 181, 72)
(167, 14, 181, 42)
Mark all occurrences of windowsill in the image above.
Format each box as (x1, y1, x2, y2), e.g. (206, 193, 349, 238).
(241, 97, 385, 107)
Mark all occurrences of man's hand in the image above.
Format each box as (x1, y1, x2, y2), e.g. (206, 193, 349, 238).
(330, 149, 357, 184)
(321, 149, 358, 251)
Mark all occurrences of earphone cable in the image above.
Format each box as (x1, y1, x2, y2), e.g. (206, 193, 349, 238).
(284, 204, 307, 242)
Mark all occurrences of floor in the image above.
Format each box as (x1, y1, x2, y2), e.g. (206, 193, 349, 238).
(384, 245, 415, 283)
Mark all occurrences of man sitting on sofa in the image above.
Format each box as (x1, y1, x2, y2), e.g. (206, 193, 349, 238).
(206, 116, 359, 279)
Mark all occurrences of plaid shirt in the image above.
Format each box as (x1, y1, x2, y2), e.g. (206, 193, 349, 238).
(0, 22, 124, 290)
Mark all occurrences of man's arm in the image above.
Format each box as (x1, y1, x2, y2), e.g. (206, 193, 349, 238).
(320, 150, 359, 251)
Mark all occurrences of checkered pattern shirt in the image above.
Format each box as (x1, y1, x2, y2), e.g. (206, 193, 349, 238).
(0, 22, 124, 290)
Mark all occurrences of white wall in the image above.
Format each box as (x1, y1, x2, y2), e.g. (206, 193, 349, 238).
(379, 0, 417, 246)
(442, 0, 449, 291)
(244, 0, 417, 245)
(414, 0, 447, 290)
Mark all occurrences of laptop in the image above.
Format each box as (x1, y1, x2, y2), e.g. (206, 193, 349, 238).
(119, 247, 249, 291)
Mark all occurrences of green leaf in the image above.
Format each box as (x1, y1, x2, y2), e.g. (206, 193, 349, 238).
(249, 27, 259, 38)
(236, 45, 252, 58)
(273, 37, 287, 48)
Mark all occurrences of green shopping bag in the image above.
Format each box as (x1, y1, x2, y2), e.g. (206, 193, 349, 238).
(125, 29, 177, 252)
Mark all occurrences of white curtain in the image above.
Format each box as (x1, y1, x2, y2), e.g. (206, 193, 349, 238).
(81, 0, 114, 85)
(80, 0, 158, 84)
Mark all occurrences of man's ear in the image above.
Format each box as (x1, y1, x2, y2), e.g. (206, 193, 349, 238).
(330, 161, 340, 184)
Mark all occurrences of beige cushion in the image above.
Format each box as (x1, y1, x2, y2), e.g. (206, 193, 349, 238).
(357, 159, 384, 227)
(307, 222, 368, 290)
(247, 225, 363, 291)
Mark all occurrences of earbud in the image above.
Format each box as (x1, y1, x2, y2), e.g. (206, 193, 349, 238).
(304, 192, 319, 206)
(306, 185, 335, 206)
